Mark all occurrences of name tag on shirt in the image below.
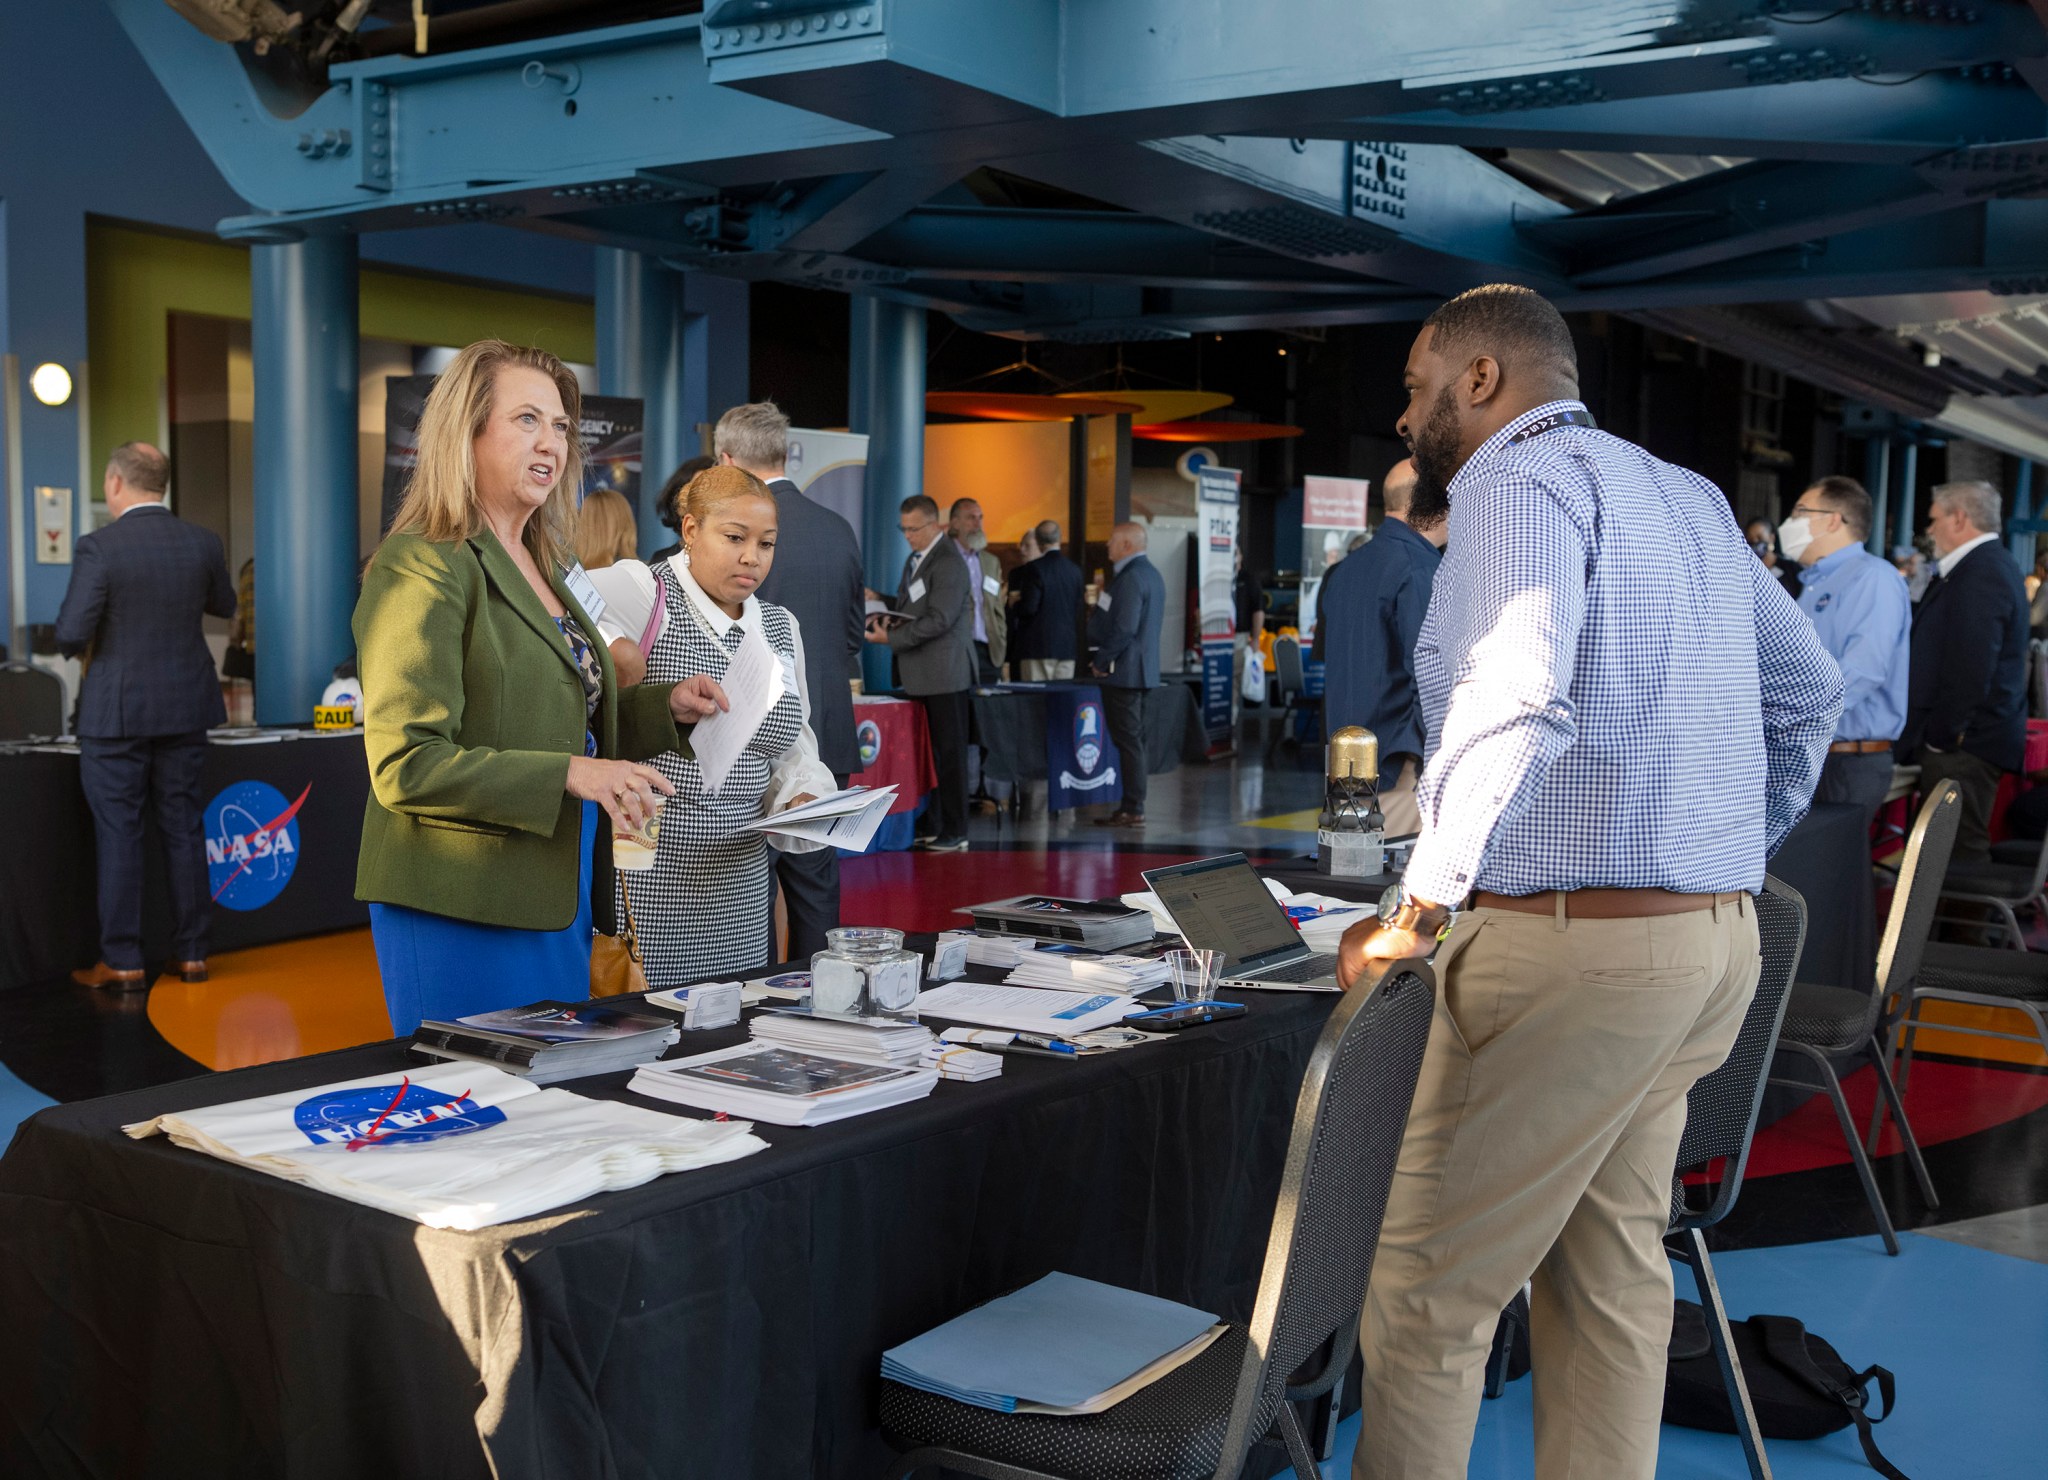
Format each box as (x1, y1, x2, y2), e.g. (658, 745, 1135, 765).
(561, 562, 606, 622)
(1095, 592, 1112, 613)
(908, 578, 928, 603)
(982, 574, 1001, 597)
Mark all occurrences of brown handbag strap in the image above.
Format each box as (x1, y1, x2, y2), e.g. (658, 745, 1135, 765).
(615, 868, 643, 962)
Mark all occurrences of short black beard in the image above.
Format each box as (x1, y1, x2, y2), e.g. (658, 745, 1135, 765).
(1404, 383, 1460, 529)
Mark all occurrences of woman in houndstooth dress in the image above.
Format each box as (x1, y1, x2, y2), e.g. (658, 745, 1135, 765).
(591, 466, 834, 984)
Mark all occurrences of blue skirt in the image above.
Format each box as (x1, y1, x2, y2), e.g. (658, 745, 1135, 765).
(370, 802, 597, 1037)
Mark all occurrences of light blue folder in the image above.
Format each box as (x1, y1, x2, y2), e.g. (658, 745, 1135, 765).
(881, 1272, 1219, 1412)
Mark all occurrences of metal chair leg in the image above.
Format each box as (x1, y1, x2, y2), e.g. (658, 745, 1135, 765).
(1868, 1040, 1939, 1209)
(1863, 1016, 1898, 1156)
(1274, 1400, 1323, 1480)
(1998, 901, 2025, 950)
(1676, 1227, 1774, 1480)
(1775, 1048, 1900, 1254)
(1897, 996, 1926, 1099)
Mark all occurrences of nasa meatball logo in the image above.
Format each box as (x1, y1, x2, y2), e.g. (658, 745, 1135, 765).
(293, 1077, 507, 1150)
(1074, 702, 1104, 775)
(858, 719, 882, 767)
(205, 780, 310, 911)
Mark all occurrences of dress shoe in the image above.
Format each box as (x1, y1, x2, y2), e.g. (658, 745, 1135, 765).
(172, 959, 209, 983)
(1091, 810, 1144, 829)
(71, 961, 147, 991)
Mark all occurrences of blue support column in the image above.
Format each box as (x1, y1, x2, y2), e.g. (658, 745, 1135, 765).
(595, 247, 686, 558)
(1864, 437, 1892, 557)
(251, 234, 359, 726)
(2009, 461, 2036, 572)
(849, 294, 924, 693)
(1894, 439, 1918, 552)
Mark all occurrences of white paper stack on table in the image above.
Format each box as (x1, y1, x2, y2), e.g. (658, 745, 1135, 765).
(750, 1007, 936, 1067)
(881, 1272, 1224, 1415)
(742, 785, 898, 852)
(915, 982, 1139, 1037)
(1003, 946, 1171, 996)
(960, 933, 1037, 969)
(631, 1043, 939, 1126)
(411, 999, 680, 1083)
(922, 1042, 1003, 1081)
(123, 1063, 765, 1229)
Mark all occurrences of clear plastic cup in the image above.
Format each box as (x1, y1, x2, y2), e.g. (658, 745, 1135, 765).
(612, 797, 664, 872)
(1167, 948, 1223, 1004)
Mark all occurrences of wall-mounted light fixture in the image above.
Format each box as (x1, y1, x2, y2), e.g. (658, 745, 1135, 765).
(29, 363, 72, 406)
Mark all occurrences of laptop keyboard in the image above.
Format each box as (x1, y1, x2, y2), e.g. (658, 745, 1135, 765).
(1241, 953, 1340, 984)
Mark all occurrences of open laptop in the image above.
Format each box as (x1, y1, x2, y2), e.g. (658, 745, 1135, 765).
(1141, 853, 1348, 992)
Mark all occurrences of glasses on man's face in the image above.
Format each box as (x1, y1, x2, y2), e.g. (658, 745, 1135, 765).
(1789, 504, 1835, 520)
(899, 519, 933, 537)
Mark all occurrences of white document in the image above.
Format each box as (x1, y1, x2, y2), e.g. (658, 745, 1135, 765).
(914, 982, 1140, 1037)
(743, 784, 897, 851)
(688, 620, 783, 793)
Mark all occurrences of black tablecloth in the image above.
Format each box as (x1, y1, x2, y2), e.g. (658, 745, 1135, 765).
(0, 981, 1334, 1480)
(0, 732, 371, 990)
(971, 681, 1206, 792)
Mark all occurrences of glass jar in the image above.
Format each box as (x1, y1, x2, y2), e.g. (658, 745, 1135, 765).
(809, 926, 922, 1021)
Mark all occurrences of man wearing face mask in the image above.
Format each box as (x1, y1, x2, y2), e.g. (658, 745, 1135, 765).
(1781, 476, 1911, 833)
(1334, 285, 1842, 1480)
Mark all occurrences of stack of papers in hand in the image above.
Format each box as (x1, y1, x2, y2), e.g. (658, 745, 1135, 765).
(631, 1043, 939, 1126)
(412, 1000, 680, 1084)
(882, 1272, 1224, 1415)
(750, 1007, 937, 1067)
(122, 1063, 764, 1229)
(1004, 947, 1171, 995)
(743, 785, 898, 852)
(916, 982, 1139, 1037)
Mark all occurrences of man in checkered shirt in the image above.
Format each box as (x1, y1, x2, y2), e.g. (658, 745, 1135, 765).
(1338, 285, 1842, 1480)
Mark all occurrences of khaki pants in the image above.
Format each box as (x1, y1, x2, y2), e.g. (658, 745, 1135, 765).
(1356, 895, 1759, 1480)
(1019, 659, 1075, 682)
(1377, 758, 1420, 839)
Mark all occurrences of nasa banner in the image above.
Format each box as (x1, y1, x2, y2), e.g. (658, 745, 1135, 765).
(785, 428, 870, 546)
(1044, 683, 1124, 812)
(206, 779, 310, 912)
(1195, 465, 1242, 754)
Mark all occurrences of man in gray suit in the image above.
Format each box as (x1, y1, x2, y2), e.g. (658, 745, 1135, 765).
(716, 402, 865, 957)
(868, 495, 974, 851)
(1088, 521, 1166, 827)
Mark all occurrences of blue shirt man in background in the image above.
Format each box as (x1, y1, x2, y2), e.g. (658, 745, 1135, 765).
(1315, 457, 1444, 835)
(1781, 474, 1911, 832)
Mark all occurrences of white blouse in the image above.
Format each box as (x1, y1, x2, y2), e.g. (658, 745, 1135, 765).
(591, 556, 836, 850)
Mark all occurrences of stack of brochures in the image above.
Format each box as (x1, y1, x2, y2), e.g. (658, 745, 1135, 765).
(411, 1000, 681, 1084)
(882, 1272, 1224, 1414)
(1004, 947, 1172, 995)
(965, 895, 1158, 950)
(916, 982, 1139, 1037)
(123, 1063, 764, 1229)
(963, 934, 1037, 969)
(749, 1008, 937, 1068)
(630, 1043, 939, 1126)
(922, 1042, 1003, 1082)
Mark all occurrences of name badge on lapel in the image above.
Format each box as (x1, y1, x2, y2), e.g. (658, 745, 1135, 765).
(982, 574, 1001, 597)
(1095, 592, 1112, 614)
(908, 578, 928, 603)
(561, 561, 606, 622)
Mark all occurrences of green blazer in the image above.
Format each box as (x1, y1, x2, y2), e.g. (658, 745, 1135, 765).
(353, 528, 689, 933)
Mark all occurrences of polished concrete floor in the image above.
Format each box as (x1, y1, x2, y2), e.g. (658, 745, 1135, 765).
(3, 711, 2045, 1477)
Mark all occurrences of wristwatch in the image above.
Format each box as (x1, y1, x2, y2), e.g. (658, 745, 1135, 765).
(1377, 882, 1452, 940)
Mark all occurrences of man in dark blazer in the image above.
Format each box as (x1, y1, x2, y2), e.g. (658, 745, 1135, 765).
(1088, 521, 1166, 827)
(1899, 479, 2030, 862)
(1314, 459, 1445, 835)
(54, 442, 236, 989)
(1009, 519, 1082, 681)
(868, 494, 974, 851)
(716, 402, 866, 957)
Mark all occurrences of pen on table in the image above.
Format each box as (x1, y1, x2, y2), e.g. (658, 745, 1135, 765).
(1012, 1033, 1078, 1054)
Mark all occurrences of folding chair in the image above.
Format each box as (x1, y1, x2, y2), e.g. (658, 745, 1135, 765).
(1263, 637, 1322, 761)
(877, 960, 1437, 1479)
(1933, 829, 2048, 951)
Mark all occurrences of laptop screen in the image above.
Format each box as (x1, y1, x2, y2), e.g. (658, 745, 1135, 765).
(1143, 854, 1307, 971)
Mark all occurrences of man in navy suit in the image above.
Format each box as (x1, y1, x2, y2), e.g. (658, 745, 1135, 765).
(717, 403, 866, 957)
(1899, 479, 2030, 862)
(1088, 521, 1166, 827)
(55, 443, 236, 989)
(1009, 519, 1082, 681)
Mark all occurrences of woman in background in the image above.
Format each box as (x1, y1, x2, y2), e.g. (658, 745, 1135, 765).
(352, 339, 725, 1035)
(596, 465, 835, 982)
(574, 486, 638, 571)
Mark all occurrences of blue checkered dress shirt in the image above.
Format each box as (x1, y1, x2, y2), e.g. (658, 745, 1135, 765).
(1402, 401, 1844, 905)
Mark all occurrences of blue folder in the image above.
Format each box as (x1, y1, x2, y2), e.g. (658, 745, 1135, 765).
(881, 1272, 1218, 1412)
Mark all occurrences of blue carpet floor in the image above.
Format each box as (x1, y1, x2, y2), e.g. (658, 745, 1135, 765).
(0, 1061, 54, 1156)
(1289, 1233, 2046, 1479)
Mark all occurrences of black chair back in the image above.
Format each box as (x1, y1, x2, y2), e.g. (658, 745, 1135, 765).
(1880, 782, 1963, 999)
(1273, 636, 1304, 702)
(0, 661, 63, 741)
(1672, 878, 1804, 1232)
(1215, 960, 1435, 1475)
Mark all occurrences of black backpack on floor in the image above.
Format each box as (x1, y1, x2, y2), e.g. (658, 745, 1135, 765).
(1663, 1299, 1908, 1479)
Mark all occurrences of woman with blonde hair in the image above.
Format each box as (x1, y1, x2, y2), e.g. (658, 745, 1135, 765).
(590, 464, 834, 982)
(574, 486, 639, 570)
(352, 339, 727, 1034)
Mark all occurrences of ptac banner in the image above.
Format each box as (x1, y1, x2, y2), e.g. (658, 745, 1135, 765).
(1045, 683, 1124, 812)
(1299, 475, 1371, 647)
(1195, 465, 1241, 754)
